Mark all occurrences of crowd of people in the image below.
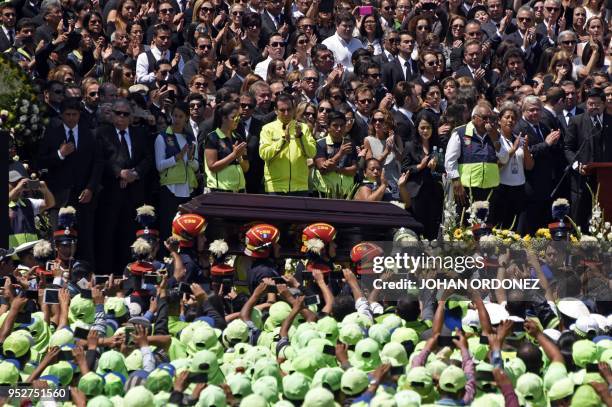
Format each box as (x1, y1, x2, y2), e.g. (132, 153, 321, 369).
(3, 0, 612, 403)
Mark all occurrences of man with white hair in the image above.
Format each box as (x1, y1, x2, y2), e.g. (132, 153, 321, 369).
(515, 96, 563, 235)
(444, 103, 508, 217)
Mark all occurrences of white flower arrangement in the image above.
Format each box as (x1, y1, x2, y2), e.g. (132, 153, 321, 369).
(467, 201, 490, 225)
(209, 239, 229, 257)
(305, 238, 325, 254)
(131, 238, 152, 256)
(478, 234, 499, 250)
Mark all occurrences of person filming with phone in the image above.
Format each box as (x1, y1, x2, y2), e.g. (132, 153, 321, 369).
(8, 164, 55, 249)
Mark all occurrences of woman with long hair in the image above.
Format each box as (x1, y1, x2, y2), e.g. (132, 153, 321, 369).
(420, 82, 444, 120)
(543, 51, 574, 88)
(196, 57, 218, 97)
(241, 12, 265, 66)
(107, 0, 137, 36)
(417, 49, 442, 85)
(583, 0, 604, 20)
(154, 102, 199, 243)
(110, 62, 135, 89)
(401, 110, 443, 239)
(295, 102, 317, 130)
(354, 158, 411, 205)
(358, 11, 384, 55)
(126, 22, 148, 59)
(83, 12, 105, 41)
(191, 0, 217, 37)
(314, 100, 334, 140)
(442, 15, 466, 67)
(266, 58, 287, 84)
(204, 102, 249, 192)
(364, 109, 404, 199)
(578, 16, 606, 57)
(286, 31, 313, 72)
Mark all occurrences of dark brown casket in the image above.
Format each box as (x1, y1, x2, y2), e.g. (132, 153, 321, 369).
(180, 192, 423, 261)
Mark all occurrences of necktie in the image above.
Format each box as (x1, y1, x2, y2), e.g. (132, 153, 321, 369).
(119, 130, 130, 159)
(535, 125, 544, 141)
(67, 129, 76, 147)
(594, 119, 602, 130)
(8, 30, 14, 46)
(404, 60, 411, 80)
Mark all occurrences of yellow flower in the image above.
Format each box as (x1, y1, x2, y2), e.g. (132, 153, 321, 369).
(454, 229, 464, 240)
(503, 238, 512, 245)
(536, 228, 549, 238)
(501, 230, 510, 237)
(523, 235, 532, 242)
(570, 235, 578, 243)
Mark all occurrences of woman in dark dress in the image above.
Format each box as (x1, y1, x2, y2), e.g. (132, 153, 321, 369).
(401, 110, 444, 239)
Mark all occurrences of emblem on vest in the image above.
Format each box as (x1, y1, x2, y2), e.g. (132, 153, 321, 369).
(166, 136, 175, 146)
(463, 136, 471, 146)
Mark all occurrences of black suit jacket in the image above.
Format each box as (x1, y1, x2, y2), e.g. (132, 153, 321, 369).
(564, 113, 612, 171)
(455, 65, 499, 98)
(0, 28, 12, 52)
(557, 106, 585, 133)
(236, 117, 264, 193)
(392, 110, 415, 144)
(37, 121, 103, 196)
(96, 124, 154, 202)
(260, 11, 291, 43)
(381, 58, 418, 92)
(223, 74, 244, 93)
(515, 118, 563, 200)
(541, 108, 563, 132)
(350, 114, 369, 148)
(401, 140, 438, 198)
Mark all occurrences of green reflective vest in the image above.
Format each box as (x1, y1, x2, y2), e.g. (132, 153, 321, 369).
(456, 123, 500, 189)
(204, 128, 246, 192)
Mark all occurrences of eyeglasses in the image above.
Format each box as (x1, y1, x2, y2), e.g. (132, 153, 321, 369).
(89, 20, 101, 24)
(534, 5, 544, 9)
(159, 7, 174, 13)
(417, 25, 430, 31)
(517, 17, 532, 22)
(198, 44, 212, 49)
(387, 37, 400, 43)
(303, 111, 315, 117)
(299, 24, 314, 30)
(425, 60, 439, 66)
(240, 103, 254, 109)
(201, 7, 213, 13)
(545, 6, 559, 11)
(247, 24, 260, 29)
(303, 77, 318, 82)
(113, 110, 130, 117)
(270, 41, 286, 48)
(358, 98, 373, 104)
(372, 117, 385, 123)
(466, 31, 482, 37)
(383, 6, 395, 10)
(367, 73, 381, 78)
(318, 107, 332, 113)
(297, 39, 308, 45)
(232, 11, 243, 15)
(452, 24, 465, 29)
(561, 40, 576, 45)
(88, 91, 98, 96)
(193, 82, 206, 88)
(330, 94, 342, 100)
(190, 103, 203, 109)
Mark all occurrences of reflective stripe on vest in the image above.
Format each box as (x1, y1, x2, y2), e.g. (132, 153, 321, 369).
(456, 123, 500, 188)
(204, 128, 245, 192)
(8, 199, 38, 248)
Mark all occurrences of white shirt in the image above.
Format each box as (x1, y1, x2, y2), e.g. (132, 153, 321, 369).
(397, 107, 414, 125)
(116, 127, 133, 158)
(154, 132, 199, 197)
(243, 117, 252, 140)
(444, 126, 509, 180)
(58, 124, 79, 159)
(322, 33, 364, 72)
(397, 55, 411, 80)
(136, 46, 185, 85)
(499, 136, 526, 186)
(189, 118, 200, 137)
(254, 56, 272, 81)
(563, 107, 578, 125)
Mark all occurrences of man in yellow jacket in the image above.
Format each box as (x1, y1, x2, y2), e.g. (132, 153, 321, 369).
(259, 93, 317, 196)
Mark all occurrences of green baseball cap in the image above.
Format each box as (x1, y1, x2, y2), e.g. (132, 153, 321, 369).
(146, 368, 173, 393)
(340, 368, 369, 396)
(504, 357, 527, 386)
(227, 374, 252, 399)
(123, 385, 154, 407)
(342, 312, 373, 329)
(516, 373, 545, 406)
(312, 367, 344, 392)
(404, 367, 433, 392)
(339, 323, 364, 346)
(425, 360, 447, 380)
(380, 341, 409, 366)
(153, 391, 171, 407)
(49, 327, 74, 348)
(0, 361, 19, 385)
(303, 387, 337, 407)
(282, 372, 310, 401)
(3, 330, 33, 358)
(292, 329, 321, 349)
(370, 392, 397, 407)
(87, 395, 114, 407)
(47, 361, 74, 386)
(390, 327, 419, 347)
(394, 390, 421, 407)
(601, 348, 612, 363)
(104, 297, 128, 318)
(471, 394, 504, 407)
(265, 301, 292, 331)
(317, 317, 339, 343)
(543, 361, 568, 392)
(97, 350, 128, 378)
(570, 384, 602, 407)
(190, 349, 219, 373)
(252, 375, 280, 403)
(197, 384, 227, 407)
(78, 372, 105, 397)
(380, 314, 404, 331)
(69, 294, 95, 324)
(350, 338, 381, 372)
(573, 340, 598, 368)
(125, 349, 143, 372)
(548, 377, 575, 401)
(103, 371, 126, 397)
(467, 336, 489, 361)
(438, 365, 466, 394)
(252, 358, 281, 382)
(368, 324, 391, 346)
(239, 394, 268, 407)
